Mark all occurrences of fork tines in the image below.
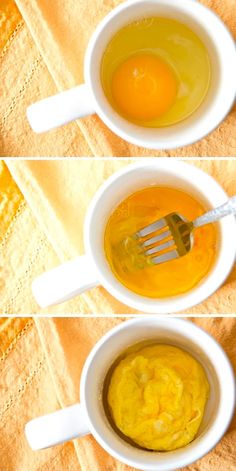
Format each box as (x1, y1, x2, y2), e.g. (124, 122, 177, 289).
(135, 217, 178, 265)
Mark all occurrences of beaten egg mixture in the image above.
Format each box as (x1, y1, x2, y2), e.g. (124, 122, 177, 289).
(106, 344, 209, 451)
(104, 186, 217, 298)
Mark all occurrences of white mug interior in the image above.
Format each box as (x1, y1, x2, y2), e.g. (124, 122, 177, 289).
(85, 0, 236, 149)
(81, 317, 235, 471)
(84, 161, 236, 313)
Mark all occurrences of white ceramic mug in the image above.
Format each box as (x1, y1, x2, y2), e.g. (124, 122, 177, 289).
(32, 161, 236, 314)
(25, 317, 235, 471)
(26, 0, 236, 150)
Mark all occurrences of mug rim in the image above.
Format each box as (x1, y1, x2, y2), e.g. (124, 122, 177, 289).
(80, 317, 236, 470)
(84, 0, 236, 150)
(84, 160, 236, 314)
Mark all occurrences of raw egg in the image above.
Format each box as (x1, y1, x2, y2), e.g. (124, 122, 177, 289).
(112, 53, 178, 121)
(101, 17, 211, 127)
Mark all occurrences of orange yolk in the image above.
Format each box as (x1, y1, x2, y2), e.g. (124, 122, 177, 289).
(111, 54, 178, 121)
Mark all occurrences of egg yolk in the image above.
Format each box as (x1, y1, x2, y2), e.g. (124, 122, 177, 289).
(107, 344, 209, 451)
(111, 54, 178, 121)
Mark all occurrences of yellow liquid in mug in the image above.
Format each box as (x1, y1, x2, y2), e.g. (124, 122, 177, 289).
(104, 343, 209, 451)
(101, 17, 211, 127)
(104, 187, 217, 298)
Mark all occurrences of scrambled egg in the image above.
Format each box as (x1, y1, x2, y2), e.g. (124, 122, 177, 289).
(107, 344, 209, 451)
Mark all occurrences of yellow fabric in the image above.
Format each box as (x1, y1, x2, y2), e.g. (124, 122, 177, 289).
(3, 158, 236, 315)
(1, 0, 235, 156)
(0, 161, 23, 239)
(0, 0, 22, 50)
(0, 316, 235, 470)
(0, 317, 31, 356)
(0, 317, 80, 471)
(0, 162, 37, 320)
(0, 158, 59, 315)
(0, 2, 92, 157)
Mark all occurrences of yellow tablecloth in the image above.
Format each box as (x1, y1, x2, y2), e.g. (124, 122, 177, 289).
(0, 316, 235, 471)
(1, 0, 236, 156)
(0, 1, 92, 157)
(0, 0, 21, 50)
(0, 158, 235, 315)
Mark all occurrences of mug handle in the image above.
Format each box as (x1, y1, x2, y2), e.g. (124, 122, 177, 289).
(27, 84, 96, 133)
(25, 404, 90, 450)
(32, 254, 99, 308)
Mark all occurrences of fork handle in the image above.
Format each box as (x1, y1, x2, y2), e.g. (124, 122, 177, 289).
(193, 195, 236, 228)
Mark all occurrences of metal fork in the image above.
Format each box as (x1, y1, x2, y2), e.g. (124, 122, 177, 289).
(133, 195, 236, 265)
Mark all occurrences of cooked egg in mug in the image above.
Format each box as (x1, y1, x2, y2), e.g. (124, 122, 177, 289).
(103, 342, 209, 451)
(101, 17, 211, 127)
